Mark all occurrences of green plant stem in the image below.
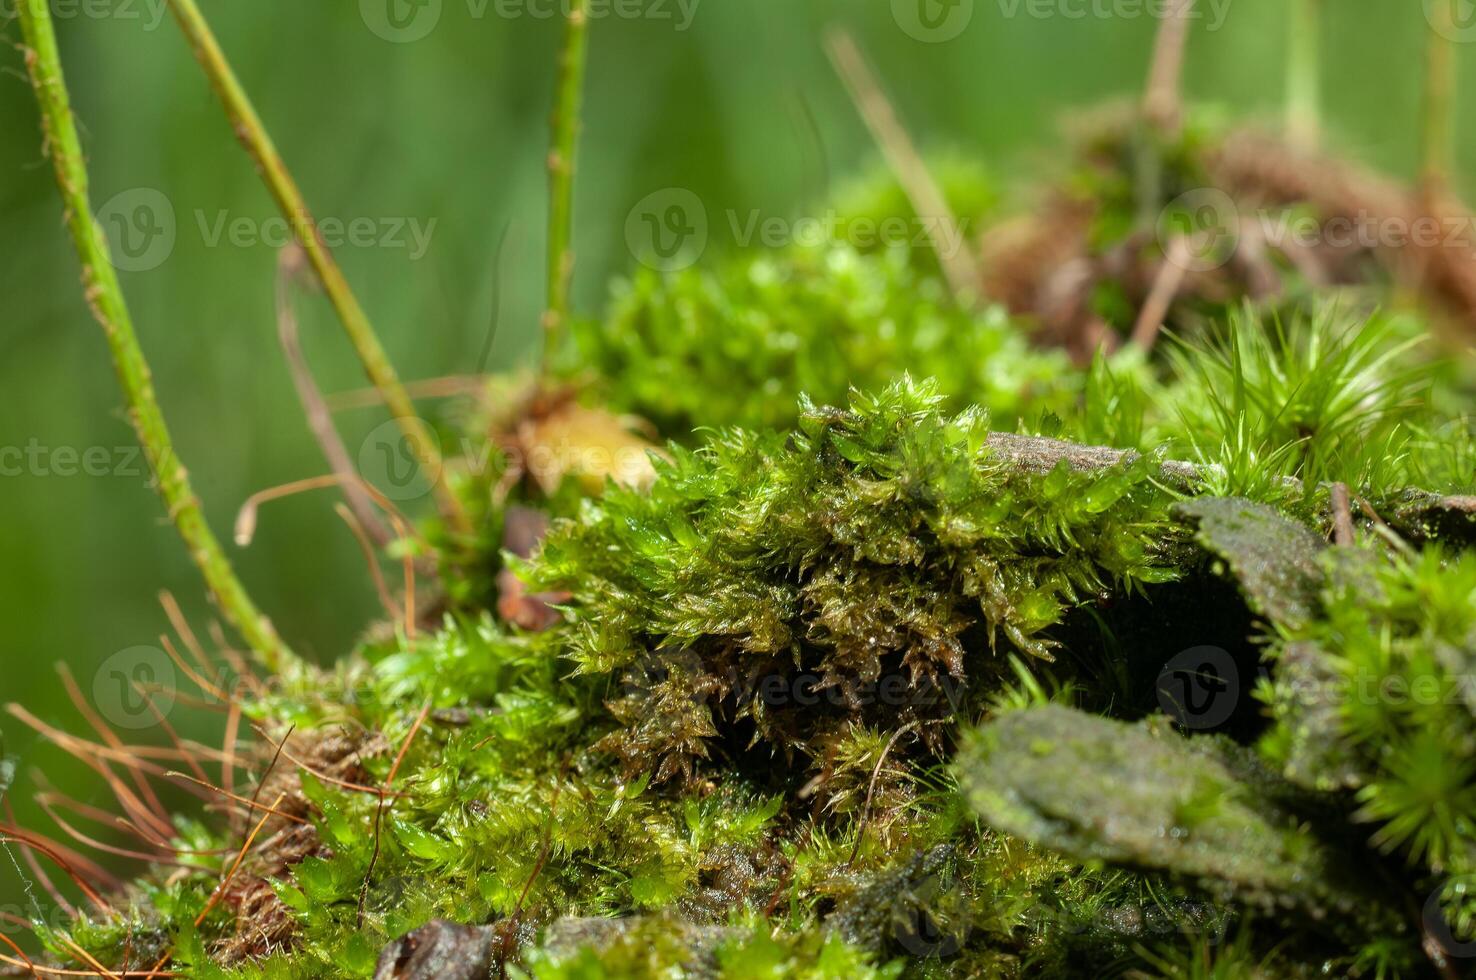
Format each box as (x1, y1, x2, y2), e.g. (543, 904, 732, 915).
(17, 0, 299, 675)
(1286, 0, 1321, 151)
(1423, 0, 1457, 203)
(543, 0, 590, 364)
(165, 0, 471, 537)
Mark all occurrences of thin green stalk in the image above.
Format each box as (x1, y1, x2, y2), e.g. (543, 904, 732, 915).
(1423, 0, 1457, 203)
(543, 0, 590, 364)
(1286, 0, 1321, 151)
(17, 0, 299, 675)
(165, 0, 471, 537)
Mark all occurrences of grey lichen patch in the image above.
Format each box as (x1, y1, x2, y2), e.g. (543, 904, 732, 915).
(1174, 497, 1327, 629)
(1263, 640, 1364, 791)
(958, 705, 1396, 930)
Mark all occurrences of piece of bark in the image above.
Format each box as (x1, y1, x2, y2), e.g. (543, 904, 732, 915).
(987, 431, 1475, 546)
(959, 704, 1402, 936)
(373, 920, 497, 980)
(1174, 497, 1327, 630)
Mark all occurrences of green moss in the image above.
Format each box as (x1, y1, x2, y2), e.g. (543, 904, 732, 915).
(527, 378, 1186, 784)
(17, 139, 1476, 979)
(568, 246, 1076, 436)
(1258, 547, 1476, 946)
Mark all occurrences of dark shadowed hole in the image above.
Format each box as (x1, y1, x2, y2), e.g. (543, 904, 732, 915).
(1053, 572, 1266, 741)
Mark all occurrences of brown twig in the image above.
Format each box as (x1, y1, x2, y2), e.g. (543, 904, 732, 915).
(32, 790, 224, 855)
(357, 703, 432, 925)
(164, 0, 471, 538)
(221, 699, 242, 835)
(58, 935, 121, 980)
(1143, 0, 1195, 133)
(1331, 482, 1355, 546)
(1356, 496, 1420, 557)
(276, 246, 391, 547)
(325, 376, 489, 413)
(162, 774, 306, 827)
(0, 833, 111, 912)
(0, 958, 176, 978)
(1131, 236, 1192, 349)
(824, 27, 978, 305)
(0, 931, 35, 977)
(514, 762, 569, 918)
(3, 817, 71, 920)
(192, 792, 285, 928)
(244, 724, 291, 819)
(33, 796, 178, 867)
(249, 726, 399, 798)
(4, 708, 185, 844)
(56, 666, 170, 830)
(334, 504, 403, 625)
(233, 473, 429, 562)
(141, 790, 286, 979)
(158, 637, 233, 708)
(848, 721, 921, 865)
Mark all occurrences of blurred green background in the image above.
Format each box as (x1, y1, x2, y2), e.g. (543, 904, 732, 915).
(0, 0, 1467, 922)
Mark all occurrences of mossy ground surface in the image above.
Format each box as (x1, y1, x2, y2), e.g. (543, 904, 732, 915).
(8, 112, 1476, 980)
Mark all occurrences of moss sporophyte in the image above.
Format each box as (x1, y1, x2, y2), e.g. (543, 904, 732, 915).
(10, 0, 1476, 977)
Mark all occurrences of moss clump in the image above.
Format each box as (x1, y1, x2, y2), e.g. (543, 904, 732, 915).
(569, 246, 1075, 436)
(528, 377, 1186, 785)
(14, 17, 1476, 973)
(1257, 546, 1476, 950)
